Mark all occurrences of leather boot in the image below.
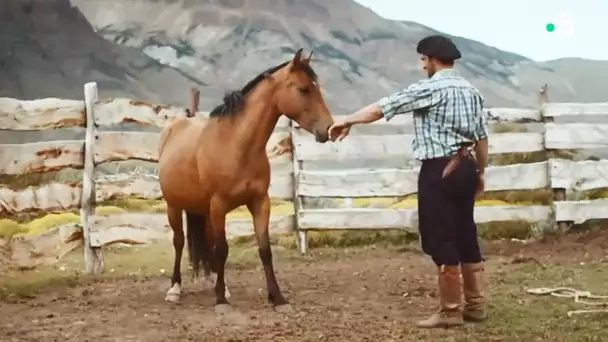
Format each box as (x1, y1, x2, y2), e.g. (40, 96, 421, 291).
(416, 265, 464, 328)
(461, 262, 487, 322)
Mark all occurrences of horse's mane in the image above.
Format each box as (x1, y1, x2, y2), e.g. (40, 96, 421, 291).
(209, 60, 317, 117)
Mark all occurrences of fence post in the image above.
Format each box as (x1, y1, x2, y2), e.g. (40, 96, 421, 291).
(186, 88, 200, 118)
(82, 82, 103, 274)
(290, 124, 307, 254)
(540, 83, 569, 233)
(294, 159, 307, 254)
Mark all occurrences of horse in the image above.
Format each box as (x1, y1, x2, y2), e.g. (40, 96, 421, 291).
(157, 48, 334, 313)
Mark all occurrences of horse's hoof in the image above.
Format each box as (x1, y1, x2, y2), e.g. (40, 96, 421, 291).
(214, 303, 233, 314)
(164, 293, 180, 303)
(274, 303, 293, 313)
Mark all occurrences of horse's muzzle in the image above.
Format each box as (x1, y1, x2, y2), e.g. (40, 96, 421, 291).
(314, 132, 329, 143)
(313, 124, 331, 143)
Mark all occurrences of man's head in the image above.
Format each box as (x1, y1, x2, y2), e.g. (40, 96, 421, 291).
(416, 35, 461, 78)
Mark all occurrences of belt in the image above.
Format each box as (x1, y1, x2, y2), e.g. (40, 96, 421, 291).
(441, 144, 476, 179)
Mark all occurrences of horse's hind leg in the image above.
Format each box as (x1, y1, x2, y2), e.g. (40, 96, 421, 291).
(247, 194, 290, 312)
(201, 215, 231, 298)
(186, 211, 231, 298)
(165, 205, 184, 303)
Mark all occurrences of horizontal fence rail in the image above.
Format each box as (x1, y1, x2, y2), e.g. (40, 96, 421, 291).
(1, 83, 608, 268)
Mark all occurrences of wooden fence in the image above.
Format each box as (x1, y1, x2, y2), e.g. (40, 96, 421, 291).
(1, 82, 608, 273)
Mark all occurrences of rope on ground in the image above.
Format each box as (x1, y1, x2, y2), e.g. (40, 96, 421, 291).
(526, 287, 608, 316)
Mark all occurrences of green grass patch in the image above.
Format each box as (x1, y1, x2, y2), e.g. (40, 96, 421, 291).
(477, 261, 608, 341)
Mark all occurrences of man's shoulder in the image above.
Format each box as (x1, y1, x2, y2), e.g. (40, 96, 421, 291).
(409, 78, 434, 89)
(437, 75, 483, 97)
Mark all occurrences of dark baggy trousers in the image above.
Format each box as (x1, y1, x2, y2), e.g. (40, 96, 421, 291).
(417, 155, 483, 266)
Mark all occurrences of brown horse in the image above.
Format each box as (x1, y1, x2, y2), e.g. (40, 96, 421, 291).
(157, 49, 333, 312)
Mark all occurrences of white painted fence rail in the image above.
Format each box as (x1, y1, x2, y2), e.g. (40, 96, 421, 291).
(291, 101, 608, 253)
(1, 82, 608, 268)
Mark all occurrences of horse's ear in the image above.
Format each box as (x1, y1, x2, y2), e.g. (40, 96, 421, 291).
(289, 48, 304, 70)
(304, 51, 314, 64)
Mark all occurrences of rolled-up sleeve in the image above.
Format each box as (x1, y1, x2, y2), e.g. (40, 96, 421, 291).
(376, 81, 435, 121)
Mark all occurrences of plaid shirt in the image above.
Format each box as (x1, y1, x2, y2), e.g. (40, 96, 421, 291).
(377, 69, 488, 161)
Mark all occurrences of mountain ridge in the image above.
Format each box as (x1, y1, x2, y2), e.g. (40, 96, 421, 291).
(69, 0, 608, 112)
(0, 0, 204, 106)
(2, 0, 606, 114)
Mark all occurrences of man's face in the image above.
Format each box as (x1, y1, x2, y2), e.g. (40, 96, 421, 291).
(420, 55, 436, 78)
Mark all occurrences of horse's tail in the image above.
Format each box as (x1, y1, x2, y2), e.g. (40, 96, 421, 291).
(185, 211, 208, 278)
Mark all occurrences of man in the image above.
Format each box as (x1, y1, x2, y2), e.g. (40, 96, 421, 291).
(328, 35, 489, 328)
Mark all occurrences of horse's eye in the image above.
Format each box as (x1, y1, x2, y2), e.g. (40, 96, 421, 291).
(298, 86, 310, 94)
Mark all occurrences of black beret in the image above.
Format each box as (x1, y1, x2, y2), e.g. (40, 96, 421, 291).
(416, 35, 461, 61)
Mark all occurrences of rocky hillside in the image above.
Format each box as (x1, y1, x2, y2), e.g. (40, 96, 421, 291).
(69, 0, 608, 113)
(0, 0, 204, 106)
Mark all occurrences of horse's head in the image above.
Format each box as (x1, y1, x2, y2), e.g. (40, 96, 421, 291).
(274, 49, 333, 143)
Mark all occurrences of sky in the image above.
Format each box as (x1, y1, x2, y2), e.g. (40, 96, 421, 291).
(353, 0, 606, 61)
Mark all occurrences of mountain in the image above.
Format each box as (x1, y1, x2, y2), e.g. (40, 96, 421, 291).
(0, 0, 204, 106)
(68, 0, 608, 113)
(1, 0, 606, 113)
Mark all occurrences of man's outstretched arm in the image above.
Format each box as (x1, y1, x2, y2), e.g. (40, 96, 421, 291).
(342, 81, 436, 126)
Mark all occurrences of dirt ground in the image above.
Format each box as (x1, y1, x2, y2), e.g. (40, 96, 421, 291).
(1, 231, 608, 342)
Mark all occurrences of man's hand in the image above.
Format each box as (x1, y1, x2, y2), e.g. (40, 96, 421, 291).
(328, 120, 352, 142)
(327, 103, 385, 141)
(476, 173, 485, 198)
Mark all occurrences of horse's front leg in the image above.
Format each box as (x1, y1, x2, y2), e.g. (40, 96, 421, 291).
(209, 197, 231, 312)
(247, 194, 291, 312)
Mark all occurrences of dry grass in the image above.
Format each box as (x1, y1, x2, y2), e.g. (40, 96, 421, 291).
(0, 170, 82, 190)
(0, 206, 126, 239)
(0, 241, 304, 297)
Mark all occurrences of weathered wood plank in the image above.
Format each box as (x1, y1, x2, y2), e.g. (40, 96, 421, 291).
(488, 133, 545, 154)
(0, 174, 286, 213)
(0, 182, 81, 214)
(297, 206, 551, 230)
(2, 224, 83, 269)
(0, 97, 85, 130)
(0, 167, 293, 214)
(94, 131, 293, 165)
(545, 123, 608, 150)
(0, 212, 294, 267)
(93, 98, 291, 129)
(96, 174, 161, 201)
(299, 168, 416, 197)
(550, 159, 608, 191)
(297, 162, 549, 197)
(555, 199, 608, 224)
(89, 213, 294, 247)
(94, 98, 186, 127)
(95, 132, 158, 163)
(0, 140, 84, 175)
(293, 129, 544, 161)
(293, 131, 408, 160)
(484, 108, 541, 123)
(542, 103, 608, 118)
(294, 108, 540, 127)
(96, 169, 293, 201)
